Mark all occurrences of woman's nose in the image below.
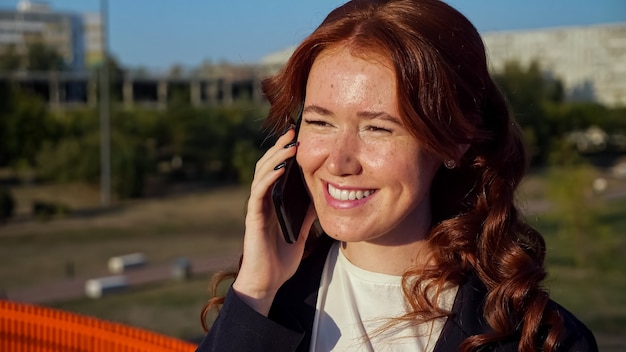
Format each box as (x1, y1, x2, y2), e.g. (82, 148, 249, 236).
(325, 133, 362, 176)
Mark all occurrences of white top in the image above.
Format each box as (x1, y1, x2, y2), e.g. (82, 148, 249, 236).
(310, 243, 458, 352)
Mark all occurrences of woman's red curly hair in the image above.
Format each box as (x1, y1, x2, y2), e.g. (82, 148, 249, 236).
(203, 1, 564, 350)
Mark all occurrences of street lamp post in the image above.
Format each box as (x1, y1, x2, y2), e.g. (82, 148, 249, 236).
(99, 0, 111, 206)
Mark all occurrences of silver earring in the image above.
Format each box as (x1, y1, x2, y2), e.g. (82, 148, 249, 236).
(444, 160, 456, 169)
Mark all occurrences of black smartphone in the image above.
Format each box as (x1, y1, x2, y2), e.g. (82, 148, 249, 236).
(271, 114, 311, 244)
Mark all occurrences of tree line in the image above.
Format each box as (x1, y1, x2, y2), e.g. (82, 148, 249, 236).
(0, 85, 268, 198)
(1, 58, 626, 221)
(492, 61, 626, 165)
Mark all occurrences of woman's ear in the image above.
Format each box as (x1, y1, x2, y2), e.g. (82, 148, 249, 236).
(443, 144, 471, 170)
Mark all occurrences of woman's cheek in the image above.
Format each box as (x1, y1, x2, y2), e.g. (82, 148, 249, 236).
(296, 136, 328, 171)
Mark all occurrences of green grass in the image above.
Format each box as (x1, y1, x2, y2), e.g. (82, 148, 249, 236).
(0, 225, 242, 288)
(0, 185, 247, 289)
(598, 198, 626, 234)
(49, 275, 216, 342)
(528, 193, 626, 351)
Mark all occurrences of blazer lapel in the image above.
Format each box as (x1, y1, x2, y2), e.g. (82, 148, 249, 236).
(270, 236, 335, 352)
(433, 273, 492, 351)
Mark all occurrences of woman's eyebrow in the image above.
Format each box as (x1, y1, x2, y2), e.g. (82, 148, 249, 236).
(357, 111, 402, 125)
(303, 104, 333, 116)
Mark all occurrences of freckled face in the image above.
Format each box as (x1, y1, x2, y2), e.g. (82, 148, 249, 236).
(296, 47, 441, 245)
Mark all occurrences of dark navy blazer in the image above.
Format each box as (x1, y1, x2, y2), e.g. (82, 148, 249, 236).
(196, 237, 597, 352)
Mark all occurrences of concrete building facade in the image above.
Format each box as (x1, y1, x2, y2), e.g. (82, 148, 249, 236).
(0, 0, 102, 72)
(483, 23, 626, 107)
(261, 23, 626, 107)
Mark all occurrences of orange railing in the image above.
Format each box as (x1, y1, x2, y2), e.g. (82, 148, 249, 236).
(0, 300, 197, 352)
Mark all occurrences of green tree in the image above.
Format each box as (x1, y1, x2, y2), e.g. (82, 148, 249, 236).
(111, 131, 152, 198)
(36, 133, 101, 183)
(232, 140, 263, 185)
(0, 87, 54, 168)
(28, 102, 267, 197)
(493, 61, 565, 165)
(0, 44, 22, 71)
(27, 43, 65, 71)
(36, 107, 156, 198)
(549, 102, 609, 133)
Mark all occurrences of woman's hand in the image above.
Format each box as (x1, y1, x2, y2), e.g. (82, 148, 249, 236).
(232, 127, 317, 316)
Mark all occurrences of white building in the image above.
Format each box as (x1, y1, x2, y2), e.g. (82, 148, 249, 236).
(261, 23, 626, 107)
(0, 0, 103, 71)
(483, 23, 626, 107)
(83, 12, 104, 68)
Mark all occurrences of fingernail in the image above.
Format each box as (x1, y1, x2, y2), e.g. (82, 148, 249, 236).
(274, 161, 286, 171)
(283, 140, 297, 149)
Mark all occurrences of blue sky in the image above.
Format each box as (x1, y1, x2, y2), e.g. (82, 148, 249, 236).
(1, 0, 625, 70)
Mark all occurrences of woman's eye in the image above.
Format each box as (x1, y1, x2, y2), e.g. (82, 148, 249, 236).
(304, 119, 331, 127)
(366, 125, 392, 133)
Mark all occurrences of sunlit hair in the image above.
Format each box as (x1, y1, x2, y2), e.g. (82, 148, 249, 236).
(202, 0, 564, 350)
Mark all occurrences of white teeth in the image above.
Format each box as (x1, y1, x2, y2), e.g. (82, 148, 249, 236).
(328, 184, 375, 201)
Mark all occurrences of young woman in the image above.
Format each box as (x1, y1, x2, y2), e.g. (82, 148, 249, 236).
(197, 0, 597, 351)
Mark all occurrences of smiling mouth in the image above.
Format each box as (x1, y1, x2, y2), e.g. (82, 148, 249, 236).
(328, 184, 376, 201)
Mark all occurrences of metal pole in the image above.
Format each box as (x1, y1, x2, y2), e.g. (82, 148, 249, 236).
(99, 0, 111, 206)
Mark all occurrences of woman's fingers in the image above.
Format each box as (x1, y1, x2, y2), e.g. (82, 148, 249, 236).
(231, 126, 312, 316)
(249, 129, 297, 199)
(254, 129, 296, 178)
(245, 126, 300, 242)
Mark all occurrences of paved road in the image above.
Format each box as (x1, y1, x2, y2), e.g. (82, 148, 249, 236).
(5, 253, 239, 304)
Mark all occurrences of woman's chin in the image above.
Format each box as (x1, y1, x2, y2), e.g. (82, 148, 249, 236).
(318, 223, 375, 243)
